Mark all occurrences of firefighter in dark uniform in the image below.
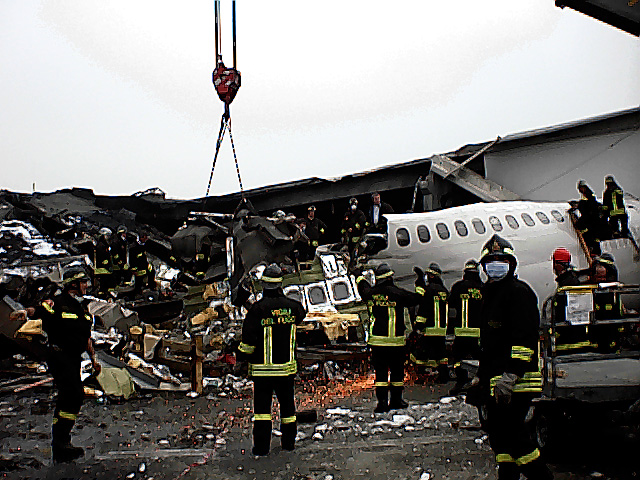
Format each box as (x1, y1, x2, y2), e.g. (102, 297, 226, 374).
(574, 180, 605, 255)
(448, 260, 483, 392)
(29, 266, 100, 463)
(94, 227, 114, 296)
(129, 233, 153, 296)
(367, 192, 394, 234)
(599, 252, 618, 282)
(550, 248, 594, 354)
(298, 205, 327, 261)
(237, 264, 306, 456)
(194, 243, 211, 281)
(110, 225, 130, 287)
(412, 263, 450, 383)
(478, 234, 552, 480)
(341, 198, 367, 265)
(591, 256, 624, 352)
(357, 264, 420, 413)
(602, 175, 629, 238)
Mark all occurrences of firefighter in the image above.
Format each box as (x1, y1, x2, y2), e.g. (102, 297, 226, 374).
(412, 263, 450, 383)
(298, 205, 328, 261)
(110, 225, 130, 287)
(237, 264, 306, 456)
(194, 243, 211, 281)
(591, 257, 624, 352)
(356, 264, 420, 413)
(341, 198, 367, 265)
(367, 192, 394, 234)
(602, 175, 629, 238)
(129, 233, 152, 296)
(93, 227, 114, 296)
(551, 248, 593, 354)
(448, 259, 483, 393)
(478, 234, 552, 480)
(30, 266, 100, 463)
(574, 180, 605, 255)
(599, 252, 618, 282)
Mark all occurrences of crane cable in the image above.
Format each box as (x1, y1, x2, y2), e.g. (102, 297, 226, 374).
(206, 0, 243, 198)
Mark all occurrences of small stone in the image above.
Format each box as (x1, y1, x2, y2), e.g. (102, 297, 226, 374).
(126, 473, 135, 479)
(237, 465, 244, 471)
(312, 432, 323, 440)
(420, 473, 431, 480)
(138, 463, 146, 473)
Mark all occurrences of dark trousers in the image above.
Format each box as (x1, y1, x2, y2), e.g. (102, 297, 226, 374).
(48, 350, 83, 446)
(252, 375, 297, 455)
(371, 346, 405, 403)
(609, 214, 629, 237)
(486, 394, 550, 479)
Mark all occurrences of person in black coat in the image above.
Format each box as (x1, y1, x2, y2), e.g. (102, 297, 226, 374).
(367, 192, 394, 234)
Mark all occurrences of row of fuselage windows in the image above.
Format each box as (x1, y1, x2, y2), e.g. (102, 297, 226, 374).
(395, 210, 565, 247)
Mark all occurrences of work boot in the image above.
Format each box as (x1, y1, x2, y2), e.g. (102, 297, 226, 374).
(389, 387, 408, 410)
(497, 463, 519, 480)
(52, 443, 84, 463)
(436, 364, 450, 384)
(374, 386, 389, 413)
(520, 460, 554, 480)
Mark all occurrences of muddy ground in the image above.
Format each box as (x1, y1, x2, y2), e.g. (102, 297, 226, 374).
(1, 379, 638, 480)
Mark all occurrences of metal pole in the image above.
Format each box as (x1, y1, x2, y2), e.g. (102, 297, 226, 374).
(232, 0, 237, 68)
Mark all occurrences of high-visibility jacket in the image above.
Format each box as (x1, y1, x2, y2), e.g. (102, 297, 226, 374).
(357, 277, 419, 347)
(603, 186, 626, 218)
(238, 289, 306, 377)
(415, 278, 449, 336)
(448, 273, 483, 338)
(299, 216, 327, 247)
(479, 274, 543, 396)
(34, 291, 92, 356)
(341, 209, 367, 243)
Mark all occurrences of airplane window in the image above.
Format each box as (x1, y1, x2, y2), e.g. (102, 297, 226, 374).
(536, 212, 550, 224)
(472, 218, 486, 234)
(454, 220, 468, 237)
(550, 210, 565, 223)
(396, 228, 410, 247)
(505, 215, 519, 229)
(332, 282, 350, 301)
(489, 216, 503, 232)
(521, 213, 535, 227)
(436, 223, 450, 240)
(308, 286, 327, 305)
(417, 225, 430, 243)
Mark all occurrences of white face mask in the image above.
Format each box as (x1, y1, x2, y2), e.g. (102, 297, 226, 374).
(484, 261, 510, 280)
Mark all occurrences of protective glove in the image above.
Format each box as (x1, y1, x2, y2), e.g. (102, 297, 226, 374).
(494, 372, 518, 405)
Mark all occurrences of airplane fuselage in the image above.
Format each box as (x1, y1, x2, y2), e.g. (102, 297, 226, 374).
(365, 200, 640, 308)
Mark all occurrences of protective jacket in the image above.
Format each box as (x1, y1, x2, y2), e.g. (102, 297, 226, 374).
(129, 241, 149, 278)
(448, 272, 483, 338)
(357, 277, 419, 347)
(415, 276, 449, 335)
(94, 238, 113, 275)
(341, 209, 367, 244)
(35, 290, 92, 356)
(299, 216, 327, 247)
(603, 185, 626, 218)
(238, 289, 306, 377)
(479, 274, 542, 396)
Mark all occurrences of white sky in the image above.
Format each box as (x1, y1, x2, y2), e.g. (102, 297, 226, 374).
(1, 1, 639, 199)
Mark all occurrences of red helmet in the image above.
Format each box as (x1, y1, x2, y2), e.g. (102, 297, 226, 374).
(552, 247, 571, 264)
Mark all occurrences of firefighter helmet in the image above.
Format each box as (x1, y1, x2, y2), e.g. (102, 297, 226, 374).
(464, 259, 480, 272)
(98, 227, 112, 237)
(374, 263, 394, 281)
(349, 197, 358, 206)
(577, 179, 588, 189)
(261, 263, 283, 289)
(117, 225, 127, 235)
(480, 234, 516, 266)
(552, 247, 571, 264)
(605, 175, 615, 184)
(425, 262, 442, 276)
(62, 265, 90, 286)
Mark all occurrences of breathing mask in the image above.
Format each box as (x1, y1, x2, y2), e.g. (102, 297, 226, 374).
(484, 261, 510, 280)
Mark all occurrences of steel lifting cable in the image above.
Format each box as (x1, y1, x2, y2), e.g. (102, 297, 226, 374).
(206, 0, 243, 198)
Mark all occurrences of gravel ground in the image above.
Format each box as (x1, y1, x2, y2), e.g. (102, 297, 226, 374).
(1, 379, 638, 480)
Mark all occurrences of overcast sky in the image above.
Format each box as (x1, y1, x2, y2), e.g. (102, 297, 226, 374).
(1, 1, 638, 199)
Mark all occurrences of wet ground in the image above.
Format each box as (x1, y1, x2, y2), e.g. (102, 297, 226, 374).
(1, 379, 638, 480)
